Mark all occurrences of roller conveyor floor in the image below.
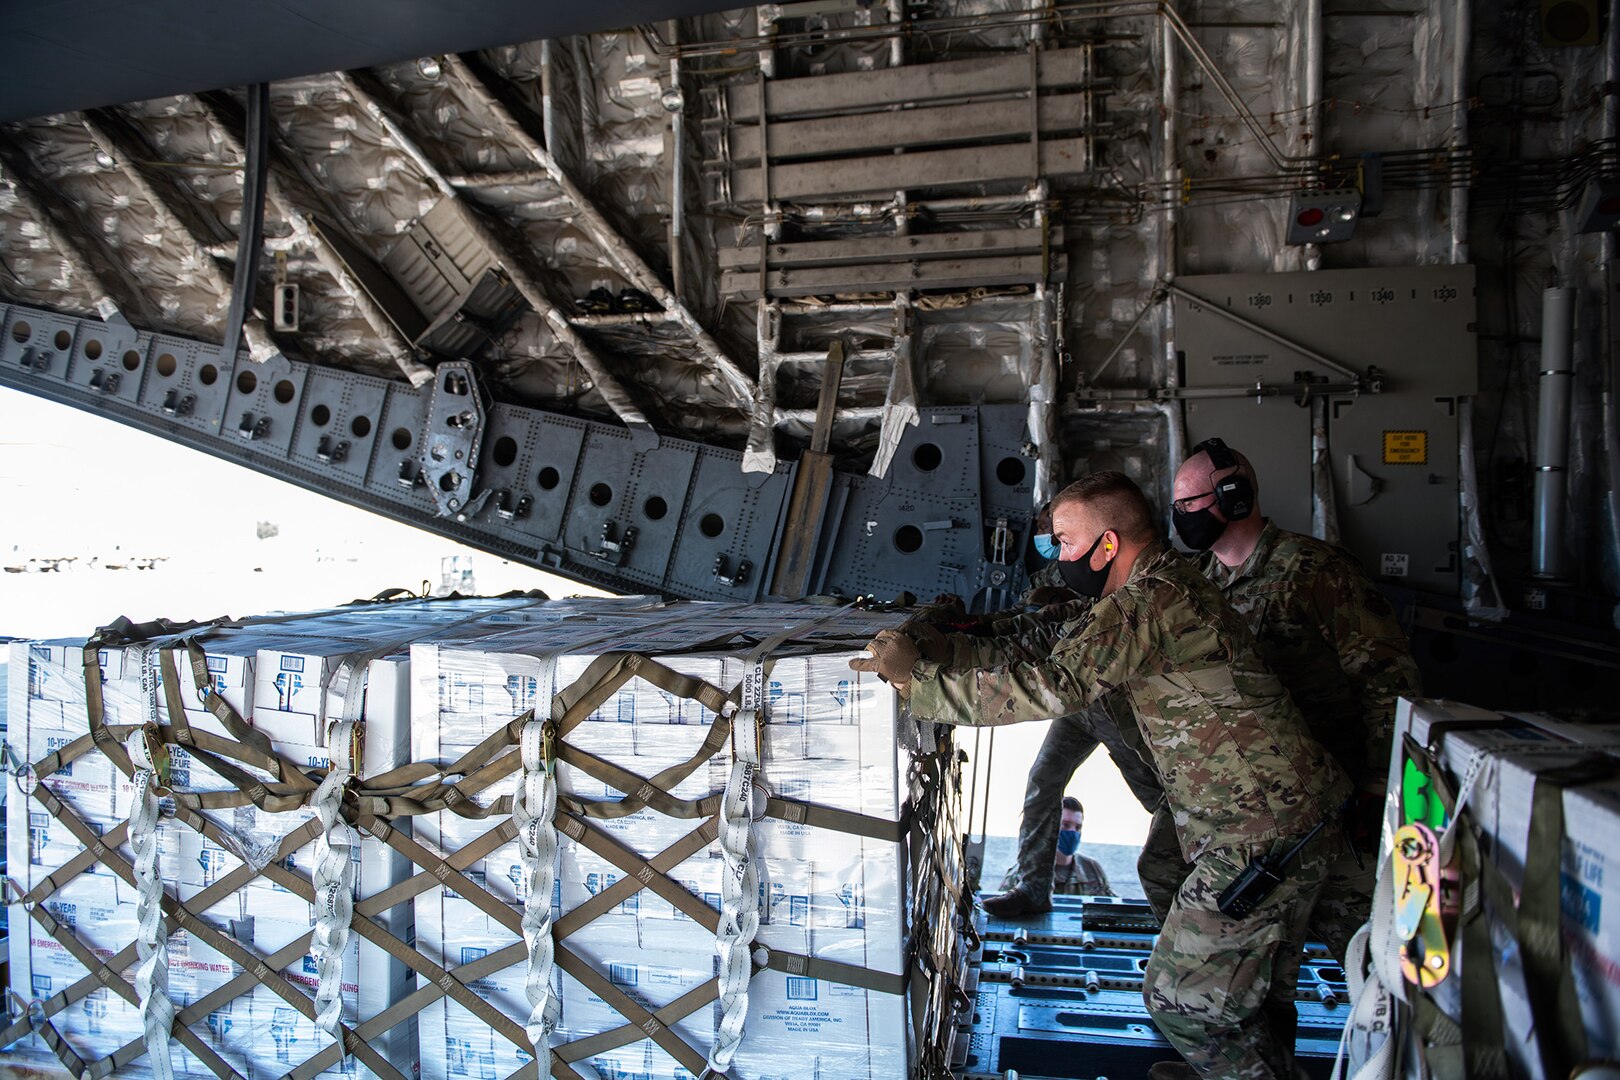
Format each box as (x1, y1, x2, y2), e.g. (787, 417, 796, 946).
(953, 895, 1350, 1080)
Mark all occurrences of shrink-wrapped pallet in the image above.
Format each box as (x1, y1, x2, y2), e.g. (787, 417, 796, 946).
(2, 597, 559, 1079)
(4, 597, 969, 1080)
(408, 600, 968, 1080)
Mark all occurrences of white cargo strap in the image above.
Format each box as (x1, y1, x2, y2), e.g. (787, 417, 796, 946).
(708, 657, 765, 1075)
(125, 724, 175, 1080)
(310, 718, 361, 1047)
(512, 655, 562, 1068)
(1333, 863, 1399, 1080)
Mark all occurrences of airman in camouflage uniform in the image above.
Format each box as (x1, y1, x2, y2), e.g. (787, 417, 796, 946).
(859, 472, 1350, 1080)
(1151, 442, 1422, 963)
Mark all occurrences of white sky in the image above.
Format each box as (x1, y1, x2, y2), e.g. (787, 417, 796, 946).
(0, 386, 1149, 844)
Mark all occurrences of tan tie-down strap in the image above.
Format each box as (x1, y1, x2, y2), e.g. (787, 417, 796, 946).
(14, 608, 967, 1080)
(5, 632, 409, 1077)
(353, 811, 719, 1075)
(11, 783, 404, 1080)
(339, 626, 935, 1073)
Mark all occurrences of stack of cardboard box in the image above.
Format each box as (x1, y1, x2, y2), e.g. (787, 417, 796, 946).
(6, 598, 967, 1080)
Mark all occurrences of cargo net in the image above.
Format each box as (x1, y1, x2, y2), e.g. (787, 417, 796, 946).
(2, 598, 971, 1080)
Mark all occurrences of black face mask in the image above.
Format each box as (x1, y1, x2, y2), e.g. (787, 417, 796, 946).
(1058, 533, 1112, 598)
(1173, 506, 1228, 551)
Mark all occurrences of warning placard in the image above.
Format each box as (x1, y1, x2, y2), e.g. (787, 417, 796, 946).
(1382, 430, 1428, 465)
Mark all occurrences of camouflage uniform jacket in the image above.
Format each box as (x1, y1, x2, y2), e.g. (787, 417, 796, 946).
(906, 541, 1350, 861)
(1021, 561, 1068, 605)
(1199, 521, 1421, 791)
(1053, 855, 1114, 896)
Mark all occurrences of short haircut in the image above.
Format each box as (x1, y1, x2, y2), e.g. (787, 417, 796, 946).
(1061, 796, 1083, 814)
(1051, 471, 1157, 544)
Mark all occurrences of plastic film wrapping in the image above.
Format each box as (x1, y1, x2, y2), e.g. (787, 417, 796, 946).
(575, 31, 676, 265)
(410, 600, 951, 1080)
(918, 301, 1038, 405)
(369, 61, 536, 178)
(0, 603, 512, 1078)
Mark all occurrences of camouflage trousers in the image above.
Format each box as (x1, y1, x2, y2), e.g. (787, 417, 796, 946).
(1143, 827, 1335, 1080)
(1138, 803, 1374, 966)
(1138, 803, 1188, 923)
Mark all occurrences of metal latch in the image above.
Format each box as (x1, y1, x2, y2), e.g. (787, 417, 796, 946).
(316, 436, 349, 464)
(714, 555, 752, 587)
(496, 490, 532, 520)
(593, 522, 636, 566)
(237, 412, 271, 440)
(162, 390, 195, 416)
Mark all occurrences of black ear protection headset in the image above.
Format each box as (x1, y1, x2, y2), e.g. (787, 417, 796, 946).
(1192, 437, 1254, 520)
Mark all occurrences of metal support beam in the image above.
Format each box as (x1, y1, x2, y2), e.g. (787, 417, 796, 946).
(722, 252, 1066, 299)
(440, 52, 757, 414)
(219, 83, 271, 366)
(770, 340, 845, 599)
(337, 69, 652, 430)
(743, 300, 782, 473)
(1166, 283, 1363, 384)
(0, 297, 1033, 609)
(667, 20, 687, 303)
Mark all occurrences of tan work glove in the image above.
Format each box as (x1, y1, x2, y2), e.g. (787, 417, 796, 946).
(849, 629, 921, 689)
(902, 621, 952, 664)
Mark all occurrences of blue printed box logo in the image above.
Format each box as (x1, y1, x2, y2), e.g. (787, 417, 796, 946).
(280, 656, 306, 673)
(274, 671, 304, 710)
(609, 962, 639, 987)
(768, 681, 805, 724)
(506, 676, 538, 710)
(786, 976, 818, 1001)
(1562, 873, 1602, 935)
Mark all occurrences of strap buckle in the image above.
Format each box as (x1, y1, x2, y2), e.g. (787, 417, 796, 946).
(1392, 822, 1452, 987)
(341, 720, 365, 774)
(139, 723, 172, 792)
(540, 717, 559, 776)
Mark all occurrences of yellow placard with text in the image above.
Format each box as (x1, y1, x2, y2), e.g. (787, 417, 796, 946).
(1382, 430, 1428, 465)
